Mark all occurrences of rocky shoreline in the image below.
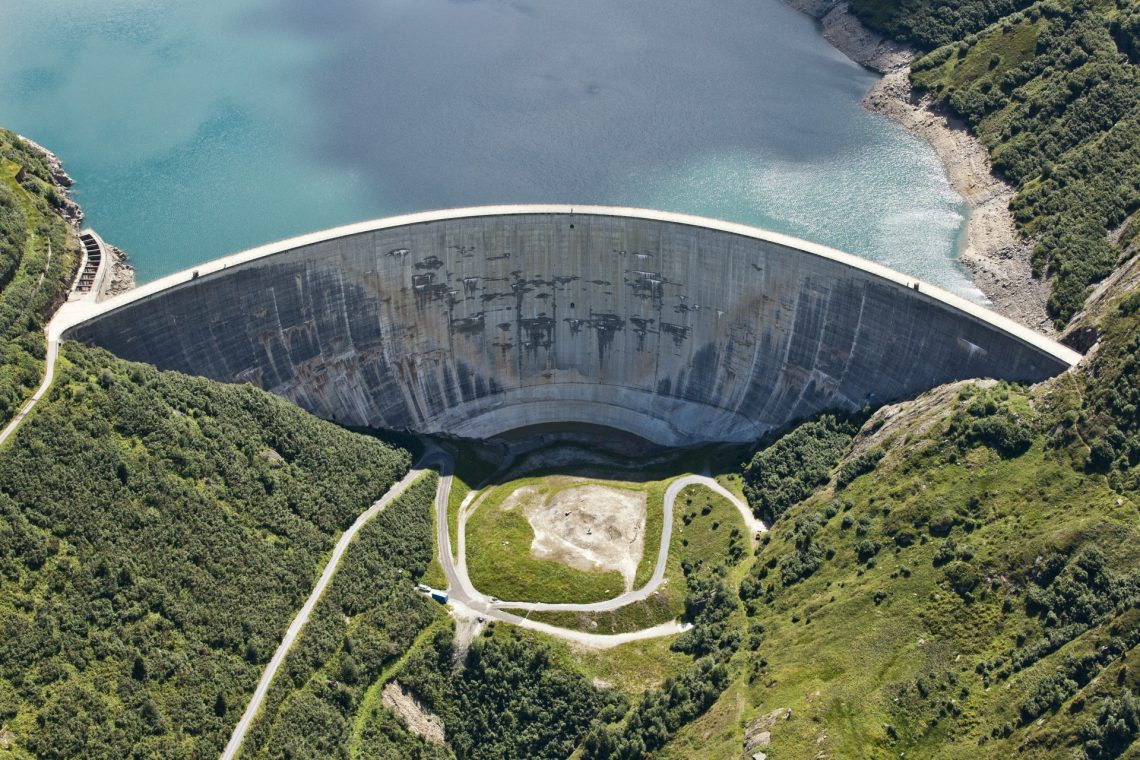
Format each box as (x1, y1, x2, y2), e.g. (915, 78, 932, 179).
(786, 0, 1053, 333)
(16, 135, 85, 227)
(103, 243, 136, 297)
(18, 135, 136, 296)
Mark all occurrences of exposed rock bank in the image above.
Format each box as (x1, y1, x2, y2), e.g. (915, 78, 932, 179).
(786, 0, 1053, 333)
(17, 135, 84, 227)
(103, 243, 136, 297)
(381, 681, 445, 745)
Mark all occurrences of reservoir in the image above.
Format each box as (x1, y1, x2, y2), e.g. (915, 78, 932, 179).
(0, 0, 977, 298)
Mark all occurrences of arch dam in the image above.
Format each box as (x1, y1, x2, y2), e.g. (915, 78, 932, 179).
(60, 206, 1080, 447)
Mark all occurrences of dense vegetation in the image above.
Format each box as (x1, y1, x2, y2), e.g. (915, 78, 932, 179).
(850, 0, 1038, 48)
(741, 413, 862, 523)
(242, 474, 441, 759)
(851, 0, 1140, 325)
(1056, 290, 1140, 491)
(0, 345, 410, 758)
(0, 129, 78, 423)
(400, 626, 626, 759)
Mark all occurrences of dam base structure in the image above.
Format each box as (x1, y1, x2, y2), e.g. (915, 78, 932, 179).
(61, 206, 1079, 446)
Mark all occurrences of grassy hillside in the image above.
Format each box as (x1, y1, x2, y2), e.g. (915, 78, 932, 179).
(0, 130, 78, 423)
(0, 345, 411, 758)
(851, 0, 1140, 326)
(656, 284, 1138, 758)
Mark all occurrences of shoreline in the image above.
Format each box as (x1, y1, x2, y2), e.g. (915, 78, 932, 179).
(16, 8, 1049, 328)
(787, 0, 1053, 334)
(18, 135, 136, 297)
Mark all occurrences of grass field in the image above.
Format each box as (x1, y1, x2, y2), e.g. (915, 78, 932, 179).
(462, 442, 756, 606)
(464, 474, 641, 603)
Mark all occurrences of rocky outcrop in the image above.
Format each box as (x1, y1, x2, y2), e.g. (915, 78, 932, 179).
(103, 244, 136, 297)
(743, 707, 790, 759)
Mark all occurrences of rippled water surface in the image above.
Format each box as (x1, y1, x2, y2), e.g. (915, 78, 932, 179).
(1, 0, 977, 296)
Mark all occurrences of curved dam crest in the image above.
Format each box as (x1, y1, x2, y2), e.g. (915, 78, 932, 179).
(62, 206, 1078, 446)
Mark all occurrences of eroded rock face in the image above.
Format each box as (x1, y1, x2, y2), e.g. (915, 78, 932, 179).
(65, 209, 1073, 446)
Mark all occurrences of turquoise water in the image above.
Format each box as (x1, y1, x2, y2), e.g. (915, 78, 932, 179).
(0, 0, 979, 298)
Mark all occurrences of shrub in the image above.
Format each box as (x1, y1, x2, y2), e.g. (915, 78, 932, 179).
(743, 414, 864, 523)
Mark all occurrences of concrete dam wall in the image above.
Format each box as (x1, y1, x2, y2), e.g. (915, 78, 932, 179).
(63, 206, 1079, 446)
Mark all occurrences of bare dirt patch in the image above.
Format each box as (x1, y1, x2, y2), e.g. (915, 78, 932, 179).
(451, 609, 487, 666)
(497, 485, 540, 513)
(381, 681, 445, 745)
(526, 484, 647, 590)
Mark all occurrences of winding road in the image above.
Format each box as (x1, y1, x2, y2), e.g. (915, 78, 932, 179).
(431, 447, 766, 628)
(226, 445, 705, 758)
(0, 338, 60, 449)
(0, 230, 106, 450)
(217, 444, 764, 754)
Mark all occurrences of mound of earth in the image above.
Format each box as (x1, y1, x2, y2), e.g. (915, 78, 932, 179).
(522, 484, 647, 590)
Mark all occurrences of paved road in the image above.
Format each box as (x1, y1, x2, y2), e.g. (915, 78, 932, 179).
(449, 598, 689, 649)
(0, 232, 102, 449)
(696, 476, 768, 544)
(0, 338, 59, 449)
(221, 464, 431, 760)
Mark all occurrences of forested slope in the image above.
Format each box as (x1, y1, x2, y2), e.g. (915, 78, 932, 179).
(0, 130, 78, 423)
(848, 0, 1140, 325)
(0, 345, 410, 758)
(241, 473, 442, 760)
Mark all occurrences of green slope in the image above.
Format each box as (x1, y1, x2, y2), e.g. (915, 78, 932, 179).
(0, 345, 411, 758)
(649, 286, 1139, 759)
(0, 129, 78, 424)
